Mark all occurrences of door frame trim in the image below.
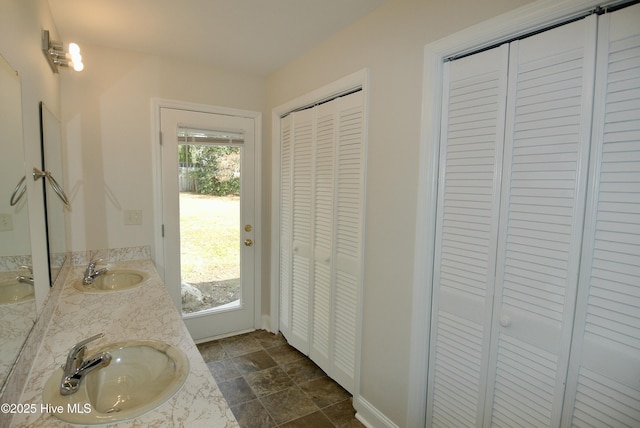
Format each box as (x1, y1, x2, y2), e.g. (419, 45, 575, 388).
(409, 1, 621, 426)
(151, 98, 262, 331)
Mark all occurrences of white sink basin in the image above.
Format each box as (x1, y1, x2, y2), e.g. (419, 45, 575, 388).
(0, 278, 34, 305)
(74, 269, 149, 293)
(43, 339, 189, 424)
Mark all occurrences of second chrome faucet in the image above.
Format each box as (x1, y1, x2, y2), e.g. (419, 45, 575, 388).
(60, 333, 111, 395)
(82, 260, 108, 285)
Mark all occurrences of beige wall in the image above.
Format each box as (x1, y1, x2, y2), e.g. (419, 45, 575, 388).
(60, 45, 266, 255)
(266, 0, 532, 424)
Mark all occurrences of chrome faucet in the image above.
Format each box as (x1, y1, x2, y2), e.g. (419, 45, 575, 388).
(16, 265, 34, 285)
(82, 260, 108, 285)
(60, 333, 112, 395)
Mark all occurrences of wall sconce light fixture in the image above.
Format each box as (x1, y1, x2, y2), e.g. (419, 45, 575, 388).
(42, 30, 84, 73)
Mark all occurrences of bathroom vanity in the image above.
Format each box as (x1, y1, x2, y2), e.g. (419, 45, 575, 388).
(8, 258, 238, 427)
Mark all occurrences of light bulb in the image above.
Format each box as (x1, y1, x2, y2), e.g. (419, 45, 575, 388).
(65, 52, 82, 61)
(68, 43, 80, 56)
(72, 61, 84, 72)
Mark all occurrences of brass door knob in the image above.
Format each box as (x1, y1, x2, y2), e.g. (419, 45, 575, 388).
(244, 239, 253, 247)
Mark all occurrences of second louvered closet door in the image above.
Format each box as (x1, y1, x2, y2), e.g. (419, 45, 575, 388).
(428, 14, 598, 428)
(562, 4, 640, 425)
(279, 90, 365, 394)
(427, 43, 509, 427)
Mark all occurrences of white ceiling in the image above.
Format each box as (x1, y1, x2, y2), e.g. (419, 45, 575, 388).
(47, 0, 388, 76)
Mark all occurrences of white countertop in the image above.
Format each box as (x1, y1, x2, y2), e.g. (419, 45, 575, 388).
(10, 259, 239, 427)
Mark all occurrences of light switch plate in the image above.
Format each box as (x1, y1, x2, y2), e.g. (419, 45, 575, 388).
(124, 210, 142, 225)
(0, 213, 13, 231)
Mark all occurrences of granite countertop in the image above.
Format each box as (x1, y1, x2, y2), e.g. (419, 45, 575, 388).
(9, 259, 238, 427)
(0, 270, 36, 389)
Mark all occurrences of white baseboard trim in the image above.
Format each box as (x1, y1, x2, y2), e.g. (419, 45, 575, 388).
(193, 328, 255, 344)
(354, 395, 400, 428)
(261, 314, 272, 332)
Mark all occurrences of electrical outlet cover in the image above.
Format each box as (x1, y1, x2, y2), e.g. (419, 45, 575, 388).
(124, 210, 142, 225)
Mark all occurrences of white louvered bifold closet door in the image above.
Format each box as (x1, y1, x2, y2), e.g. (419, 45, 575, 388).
(429, 13, 604, 428)
(485, 16, 597, 428)
(289, 108, 315, 353)
(310, 100, 336, 370)
(331, 91, 365, 392)
(427, 44, 509, 427)
(279, 114, 293, 339)
(562, 4, 640, 426)
(279, 90, 365, 394)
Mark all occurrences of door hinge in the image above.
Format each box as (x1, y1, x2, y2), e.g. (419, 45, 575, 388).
(161, 224, 165, 237)
(159, 131, 163, 145)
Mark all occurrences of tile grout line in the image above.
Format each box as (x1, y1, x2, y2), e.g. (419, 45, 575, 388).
(230, 338, 329, 427)
(259, 339, 346, 427)
(202, 332, 357, 428)
(237, 337, 332, 427)
(218, 335, 299, 426)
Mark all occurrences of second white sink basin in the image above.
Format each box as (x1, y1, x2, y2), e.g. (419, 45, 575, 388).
(43, 339, 189, 425)
(75, 269, 149, 293)
(0, 279, 34, 305)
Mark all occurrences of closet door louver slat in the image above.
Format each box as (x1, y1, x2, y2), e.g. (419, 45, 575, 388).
(427, 44, 509, 428)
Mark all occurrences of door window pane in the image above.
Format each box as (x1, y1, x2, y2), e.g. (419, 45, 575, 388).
(177, 128, 243, 315)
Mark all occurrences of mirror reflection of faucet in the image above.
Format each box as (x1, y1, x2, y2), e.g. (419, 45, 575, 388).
(60, 333, 112, 396)
(83, 260, 109, 285)
(15, 265, 34, 285)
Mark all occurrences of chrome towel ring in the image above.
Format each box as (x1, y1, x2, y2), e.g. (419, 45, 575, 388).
(9, 175, 26, 206)
(32, 167, 71, 209)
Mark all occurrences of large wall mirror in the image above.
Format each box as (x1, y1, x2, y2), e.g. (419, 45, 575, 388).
(39, 102, 69, 286)
(0, 53, 36, 390)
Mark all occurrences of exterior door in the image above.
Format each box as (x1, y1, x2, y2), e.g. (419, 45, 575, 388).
(160, 107, 257, 341)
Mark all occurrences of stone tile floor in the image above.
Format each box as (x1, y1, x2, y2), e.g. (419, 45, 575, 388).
(197, 330, 365, 427)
